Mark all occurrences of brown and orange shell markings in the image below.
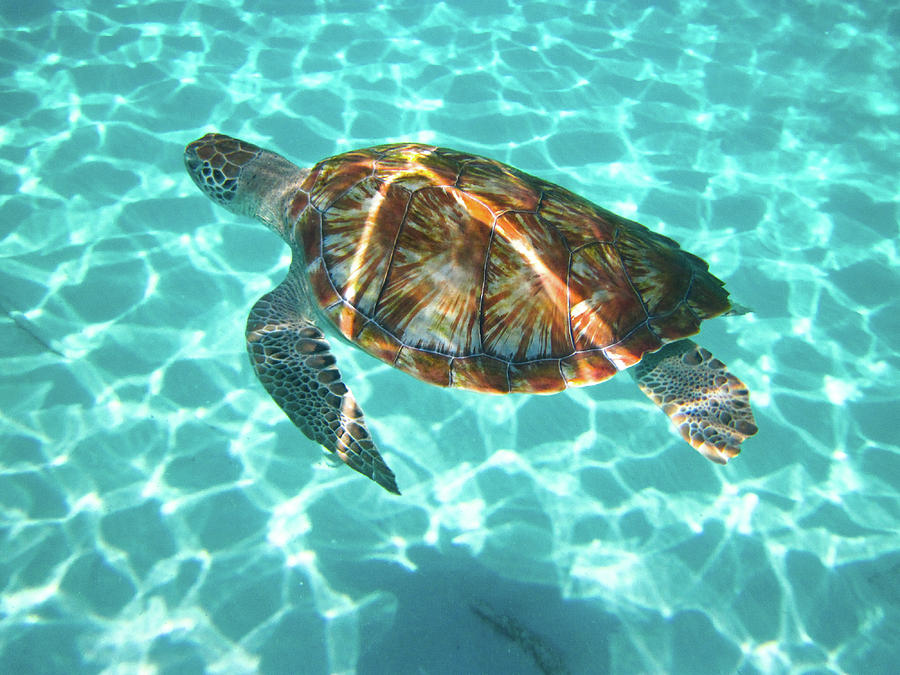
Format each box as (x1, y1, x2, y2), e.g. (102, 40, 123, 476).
(289, 144, 730, 394)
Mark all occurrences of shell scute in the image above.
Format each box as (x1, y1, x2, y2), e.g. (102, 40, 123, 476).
(374, 145, 460, 191)
(374, 186, 492, 355)
(287, 190, 309, 224)
(356, 321, 402, 364)
(568, 243, 646, 351)
(685, 272, 730, 319)
(308, 257, 341, 309)
(482, 211, 571, 361)
(603, 323, 663, 370)
(395, 346, 451, 387)
(508, 359, 566, 393)
(650, 302, 701, 340)
(309, 152, 375, 210)
(323, 177, 410, 316)
(450, 354, 510, 392)
(538, 186, 619, 248)
(292, 197, 319, 253)
(324, 301, 369, 343)
(615, 229, 692, 316)
(456, 160, 541, 213)
(560, 351, 617, 387)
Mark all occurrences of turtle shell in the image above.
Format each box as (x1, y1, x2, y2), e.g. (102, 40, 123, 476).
(288, 144, 730, 394)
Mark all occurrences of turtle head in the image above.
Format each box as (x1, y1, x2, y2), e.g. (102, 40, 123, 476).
(184, 133, 306, 233)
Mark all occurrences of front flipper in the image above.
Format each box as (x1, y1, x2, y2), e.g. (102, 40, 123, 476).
(246, 289, 400, 494)
(631, 339, 758, 463)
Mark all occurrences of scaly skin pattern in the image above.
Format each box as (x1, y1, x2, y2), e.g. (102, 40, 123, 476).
(245, 263, 399, 494)
(631, 339, 757, 463)
(292, 143, 730, 394)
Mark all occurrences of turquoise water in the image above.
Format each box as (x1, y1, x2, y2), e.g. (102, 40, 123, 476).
(1, 0, 898, 673)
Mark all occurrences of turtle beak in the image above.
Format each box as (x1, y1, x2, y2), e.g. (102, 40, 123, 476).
(184, 150, 201, 175)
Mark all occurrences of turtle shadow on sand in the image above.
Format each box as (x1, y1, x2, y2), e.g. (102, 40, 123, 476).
(323, 543, 618, 675)
(469, 598, 570, 675)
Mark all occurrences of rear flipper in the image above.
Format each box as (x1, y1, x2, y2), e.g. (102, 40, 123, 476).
(246, 289, 400, 494)
(631, 339, 758, 463)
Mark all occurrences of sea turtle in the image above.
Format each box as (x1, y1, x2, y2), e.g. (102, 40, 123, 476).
(184, 133, 758, 495)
